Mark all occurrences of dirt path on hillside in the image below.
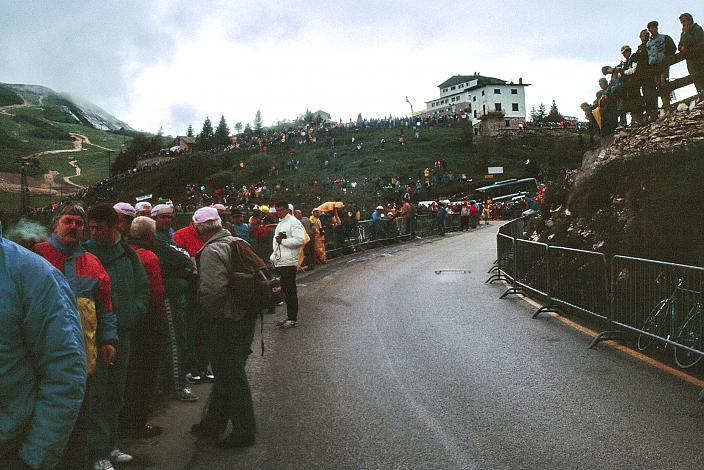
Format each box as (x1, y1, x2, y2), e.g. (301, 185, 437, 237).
(0, 100, 111, 195)
(63, 160, 84, 188)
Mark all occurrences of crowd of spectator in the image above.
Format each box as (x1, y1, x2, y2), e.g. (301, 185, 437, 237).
(582, 13, 704, 140)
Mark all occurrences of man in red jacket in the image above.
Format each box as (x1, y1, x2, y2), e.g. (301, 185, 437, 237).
(35, 202, 118, 469)
(120, 216, 168, 438)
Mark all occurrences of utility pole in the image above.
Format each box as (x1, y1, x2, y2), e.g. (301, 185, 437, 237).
(405, 96, 414, 116)
(20, 163, 29, 215)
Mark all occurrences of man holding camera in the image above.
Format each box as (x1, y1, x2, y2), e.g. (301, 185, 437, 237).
(271, 202, 305, 329)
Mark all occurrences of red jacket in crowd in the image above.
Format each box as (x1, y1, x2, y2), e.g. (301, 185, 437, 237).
(172, 222, 204, 257)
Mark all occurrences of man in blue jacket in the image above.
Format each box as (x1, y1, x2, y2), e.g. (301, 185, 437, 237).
(0, 221, 87, 469)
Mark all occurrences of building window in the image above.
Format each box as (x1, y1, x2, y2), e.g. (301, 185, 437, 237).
(483, 105, 486, 115)
(481, 90, 485, 96)
(451, 86, 456, 90)
(512, 103, 519, 111)
(474, 110, 478, 118)
(505, 120, 510, 127)
(494, 89, 501, 94)
(511, 89, 518, 94)
(472, 96, 476, 102)
(495, 103, 502, 112)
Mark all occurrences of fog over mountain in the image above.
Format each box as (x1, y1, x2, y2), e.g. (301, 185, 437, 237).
(1, 1, 699, 135)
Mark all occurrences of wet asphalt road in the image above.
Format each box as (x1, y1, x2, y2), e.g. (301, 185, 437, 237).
(186, 225, 704, 469)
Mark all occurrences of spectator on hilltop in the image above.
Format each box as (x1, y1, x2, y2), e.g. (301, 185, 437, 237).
(618, 45, 643, 125)
(646, 20, 677, 109)
(631, 29, 658, 121)
(678, 12, 704, 93)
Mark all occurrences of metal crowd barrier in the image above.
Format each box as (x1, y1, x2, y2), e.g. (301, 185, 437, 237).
(491, 216, 704, 396)
(608, 256, 704, 364)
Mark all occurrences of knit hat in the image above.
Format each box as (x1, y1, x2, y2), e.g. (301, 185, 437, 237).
(151, 204, 174, 216)
(113, 202, 136, 218)
(192, 207, 220, 223)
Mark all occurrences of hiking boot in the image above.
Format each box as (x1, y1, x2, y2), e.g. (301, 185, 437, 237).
(279, 320, 297, 329)
(173, 388, 199, 402)
(110, 448, 132, 463)
(94, 459, 115, 470)
(185, 372, 202, 384)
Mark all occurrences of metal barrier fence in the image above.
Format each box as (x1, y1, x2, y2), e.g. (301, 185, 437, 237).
(611, 256, 704, 368)
(491, 217, 704, 389)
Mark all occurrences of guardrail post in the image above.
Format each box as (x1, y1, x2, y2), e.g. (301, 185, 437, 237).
(589, 255, 626, 348)
(500, 237, 525, 298)
(532, 245, 563, 318)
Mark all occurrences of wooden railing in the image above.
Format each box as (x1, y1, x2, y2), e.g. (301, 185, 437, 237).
(660, 51, 704, 107)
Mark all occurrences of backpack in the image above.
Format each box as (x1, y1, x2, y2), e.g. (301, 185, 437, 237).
(229, 238, 284, 314)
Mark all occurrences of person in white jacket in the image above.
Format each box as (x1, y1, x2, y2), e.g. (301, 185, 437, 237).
(271, 202, 306, 328)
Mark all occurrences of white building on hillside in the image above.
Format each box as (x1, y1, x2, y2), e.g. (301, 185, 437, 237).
(425, 74, 530, 130)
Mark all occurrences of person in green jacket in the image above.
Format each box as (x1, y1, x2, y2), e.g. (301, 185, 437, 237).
(0, 221, 87, 469)
(85, 204, 149, 470)
(679, 12, 704, 93)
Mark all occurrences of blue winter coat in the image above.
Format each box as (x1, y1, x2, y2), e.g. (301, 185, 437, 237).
(0, 222, 87, 468)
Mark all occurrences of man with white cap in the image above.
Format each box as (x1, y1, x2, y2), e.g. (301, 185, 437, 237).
(135, 201, 152, 217)
(113, 202, 136, 238)
(213, 203, 234, 234)
(151, 204, 175, 245)
(190, 206, 257, 448)
(271, 201, 305, 329)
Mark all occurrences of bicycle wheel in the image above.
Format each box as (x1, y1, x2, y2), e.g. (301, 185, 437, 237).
(637, 299, 668, 351)
(674, 307, 703, 369)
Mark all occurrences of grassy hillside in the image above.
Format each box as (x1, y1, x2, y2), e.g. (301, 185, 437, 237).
(84, 125, 585, 215)
(0, 84, 23, 106)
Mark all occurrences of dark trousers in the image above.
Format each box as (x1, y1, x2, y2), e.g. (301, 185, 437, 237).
(58, 380, 90, 469)
(88, 333, 131, 459)
(200, 317, 256, 438)
(276, 266, 299, 322)
(119, 321, 163, 431)
(460, 215, 469, 231)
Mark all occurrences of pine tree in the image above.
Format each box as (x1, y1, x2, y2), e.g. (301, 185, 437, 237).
(546, 100, 564, 123)
(197, 116, 214, 150)
(536, 103, 547, 124)
(244, 123, 252, 134)
(234, 122, 243, 134)
(186, 124, 194, 138)
(254, 110, 262, 133)
(529, 107, 537, 123)
(215, 115, 230, 146)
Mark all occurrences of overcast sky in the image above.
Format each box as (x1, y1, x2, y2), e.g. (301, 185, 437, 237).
(0, 1, 700, 135)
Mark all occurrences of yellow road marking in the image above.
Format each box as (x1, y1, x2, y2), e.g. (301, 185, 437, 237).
(519, 290, 704, 389)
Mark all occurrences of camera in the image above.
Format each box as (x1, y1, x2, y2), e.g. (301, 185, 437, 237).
(279, 232, 287, 239)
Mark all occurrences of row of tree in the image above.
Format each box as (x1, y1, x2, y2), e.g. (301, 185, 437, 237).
(187, 110, 263, 151)
(530, 100, 565, 124)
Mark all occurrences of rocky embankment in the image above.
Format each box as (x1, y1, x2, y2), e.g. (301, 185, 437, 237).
(536, 97, 704, 264)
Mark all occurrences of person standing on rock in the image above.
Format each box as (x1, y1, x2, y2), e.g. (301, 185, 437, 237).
(646, 20, 677, 109)
(678, 13, 704, 94)
(632, 29, 658, 121)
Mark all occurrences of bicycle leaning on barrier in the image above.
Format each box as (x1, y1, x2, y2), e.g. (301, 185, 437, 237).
(636, 275, 703, 369)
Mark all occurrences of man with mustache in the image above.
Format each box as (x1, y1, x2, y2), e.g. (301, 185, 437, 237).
(35, 202, 118, 470)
